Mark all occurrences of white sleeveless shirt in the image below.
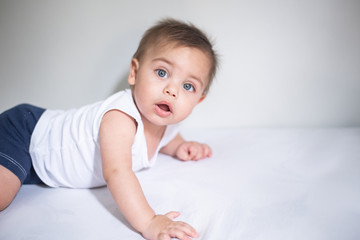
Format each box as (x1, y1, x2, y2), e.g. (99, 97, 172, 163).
(29, 89, 179, 188)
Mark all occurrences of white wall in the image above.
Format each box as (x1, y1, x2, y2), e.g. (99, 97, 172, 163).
(1, 0, 359, 128)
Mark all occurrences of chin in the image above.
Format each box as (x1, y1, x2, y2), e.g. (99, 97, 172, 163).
(142, 114, 172, 127)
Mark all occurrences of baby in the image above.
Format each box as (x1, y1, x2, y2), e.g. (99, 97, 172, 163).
(0, 18, 218, 240)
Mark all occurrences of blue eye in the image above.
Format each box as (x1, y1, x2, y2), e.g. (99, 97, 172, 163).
(183, 83, 195, 92)
(156, 69, 168, 78)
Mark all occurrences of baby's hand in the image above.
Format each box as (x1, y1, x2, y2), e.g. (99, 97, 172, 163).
(142, 211, 198, 240)
(176, 141, 212, 161)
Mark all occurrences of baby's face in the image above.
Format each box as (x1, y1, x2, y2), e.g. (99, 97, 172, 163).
(128, 43, 211, 127)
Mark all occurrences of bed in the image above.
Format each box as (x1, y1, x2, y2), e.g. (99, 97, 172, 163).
(1, 128, 359, 240)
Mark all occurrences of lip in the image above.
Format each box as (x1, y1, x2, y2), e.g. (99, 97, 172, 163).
(155, 101, 173, 117)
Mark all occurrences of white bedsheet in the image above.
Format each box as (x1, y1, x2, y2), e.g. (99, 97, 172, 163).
(1, 128, 360, 240)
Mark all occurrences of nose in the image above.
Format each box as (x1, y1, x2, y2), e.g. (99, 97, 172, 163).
(164, 85, 178, 98)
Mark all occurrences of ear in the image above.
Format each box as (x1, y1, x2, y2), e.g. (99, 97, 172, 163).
(198, 94, 206, 104)
(128, 58, 140, 86)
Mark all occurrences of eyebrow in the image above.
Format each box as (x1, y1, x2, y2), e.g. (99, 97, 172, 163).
(152, 57, 205, 88)
(152, 57, 172, 66)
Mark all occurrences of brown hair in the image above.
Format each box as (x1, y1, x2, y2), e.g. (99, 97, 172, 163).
(133, 18, 218, 94)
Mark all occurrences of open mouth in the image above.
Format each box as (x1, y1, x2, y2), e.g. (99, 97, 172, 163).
(157, 104, 171, 112)
(155, 102, 173, 117)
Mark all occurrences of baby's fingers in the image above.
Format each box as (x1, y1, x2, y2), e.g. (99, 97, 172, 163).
(168, 222, 199, 240)
(176, 147, 191, 161)
(188, 145, 200, 160)
(202, 144, 212, 158)
(190, 144, 211, 160)
(163, 212, 199, 239)
(165, 211, 181, 220)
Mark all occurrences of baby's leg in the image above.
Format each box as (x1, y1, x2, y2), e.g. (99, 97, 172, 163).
(0, 104, 45, 211)
(0, 165, 21, 211)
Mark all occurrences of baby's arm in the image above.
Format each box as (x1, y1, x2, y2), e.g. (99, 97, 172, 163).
(160, 133, 212, 161)
(99, 110, 198, 240)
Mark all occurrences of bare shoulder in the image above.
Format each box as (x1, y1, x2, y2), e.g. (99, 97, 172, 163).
(100, 110, 137, 134)
(99, 110, 137, 148)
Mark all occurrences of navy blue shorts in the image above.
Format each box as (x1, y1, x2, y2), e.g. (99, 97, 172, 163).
(0, 104, 45, 184)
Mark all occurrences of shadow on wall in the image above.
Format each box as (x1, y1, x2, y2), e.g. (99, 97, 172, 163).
(112, 72, 130, 94)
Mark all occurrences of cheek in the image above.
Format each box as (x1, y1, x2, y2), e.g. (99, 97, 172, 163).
(178, 99, 198, 118)
(133, 87, 148, 111)
(133, 83, 157, 111)
(136, 73, 161, 93)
